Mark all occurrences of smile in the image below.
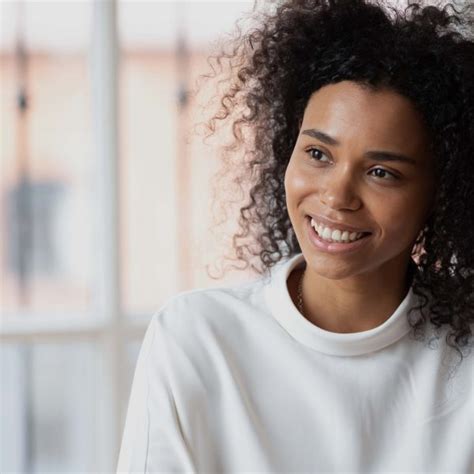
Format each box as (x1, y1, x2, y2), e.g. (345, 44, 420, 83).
(309, 217, 371, 243)
(306, 217, 372, 254)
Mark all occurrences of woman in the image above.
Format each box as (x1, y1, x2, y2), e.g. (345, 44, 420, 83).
(117, 0, 474, 472)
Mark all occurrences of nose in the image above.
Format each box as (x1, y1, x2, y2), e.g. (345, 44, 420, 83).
(319, 165, 362, 211)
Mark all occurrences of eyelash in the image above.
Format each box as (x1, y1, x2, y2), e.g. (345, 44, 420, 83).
(306, 147, 398, 180)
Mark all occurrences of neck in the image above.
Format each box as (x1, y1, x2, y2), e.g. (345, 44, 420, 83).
(292, 261, 415, 334)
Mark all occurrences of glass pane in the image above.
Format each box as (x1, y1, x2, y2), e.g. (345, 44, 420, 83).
(0, 1, 94, 316)
(118, 1, 258, 317)
(121, 339, 142, 433)
(0, 341, 101, 473)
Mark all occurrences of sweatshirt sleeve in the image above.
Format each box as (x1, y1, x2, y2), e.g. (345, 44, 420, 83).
(116, 311, 196, 473)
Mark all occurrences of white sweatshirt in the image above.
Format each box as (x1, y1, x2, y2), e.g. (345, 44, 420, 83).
(117, 252, 473, 473)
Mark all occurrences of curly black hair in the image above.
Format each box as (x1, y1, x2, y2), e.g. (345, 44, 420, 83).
(194, 0, 474, 372)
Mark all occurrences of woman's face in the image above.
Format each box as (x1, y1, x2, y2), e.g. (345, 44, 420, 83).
(284, 80, 436, 281)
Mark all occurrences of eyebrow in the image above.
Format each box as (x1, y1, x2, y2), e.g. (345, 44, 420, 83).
(301, 128, 418, 166)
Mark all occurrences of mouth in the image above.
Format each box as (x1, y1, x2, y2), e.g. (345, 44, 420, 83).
(305, 216, 373, 253)
(306, 214, 372, 235)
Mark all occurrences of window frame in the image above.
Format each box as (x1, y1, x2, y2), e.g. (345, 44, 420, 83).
(0, 1, 149, 471)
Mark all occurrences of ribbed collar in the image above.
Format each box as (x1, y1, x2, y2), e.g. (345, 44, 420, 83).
(264, 253, 418, 356)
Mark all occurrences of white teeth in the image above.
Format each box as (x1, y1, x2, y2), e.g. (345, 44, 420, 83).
(322, 227, 332, 240)
(310, 218, 365, 243)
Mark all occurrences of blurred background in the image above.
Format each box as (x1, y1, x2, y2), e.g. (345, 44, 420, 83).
(0, 0, 263, 472)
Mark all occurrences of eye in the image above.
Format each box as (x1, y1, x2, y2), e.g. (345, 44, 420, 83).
(369, 168, 398, 180)
(305, 148, 399, 181)
(306, 147, 330, 162)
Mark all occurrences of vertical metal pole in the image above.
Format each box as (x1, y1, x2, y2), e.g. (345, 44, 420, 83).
(13, 0, 32, 307)
(13, 1, 34, 471)
(175, 1, 192, 292)
(90, 0, 122, 471)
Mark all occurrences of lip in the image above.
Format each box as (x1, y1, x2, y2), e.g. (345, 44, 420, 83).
(306, 213, 372, 234)
(305, 216, 372, 254)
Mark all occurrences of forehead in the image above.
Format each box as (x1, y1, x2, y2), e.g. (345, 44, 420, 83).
(302, 81, 431, 152)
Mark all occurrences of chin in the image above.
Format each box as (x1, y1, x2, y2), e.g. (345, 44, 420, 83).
(303, 254, 363, 280)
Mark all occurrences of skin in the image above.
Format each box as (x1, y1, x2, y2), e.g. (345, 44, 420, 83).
(284, 80, 437, 333)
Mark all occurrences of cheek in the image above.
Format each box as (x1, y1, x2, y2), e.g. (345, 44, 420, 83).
(372, 194, 429, 243)
(284, 161, 312, 199)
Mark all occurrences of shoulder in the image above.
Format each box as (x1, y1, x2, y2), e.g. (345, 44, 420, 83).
(150, 275, 271, 346)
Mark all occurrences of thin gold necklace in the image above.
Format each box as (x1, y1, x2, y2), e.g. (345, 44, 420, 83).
(297, 268, 305, 316)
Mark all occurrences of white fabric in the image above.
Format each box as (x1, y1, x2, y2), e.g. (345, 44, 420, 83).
(117, 252, 474, 473)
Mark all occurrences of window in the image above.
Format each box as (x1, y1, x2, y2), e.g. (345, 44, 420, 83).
(0, 1, 258, 471)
